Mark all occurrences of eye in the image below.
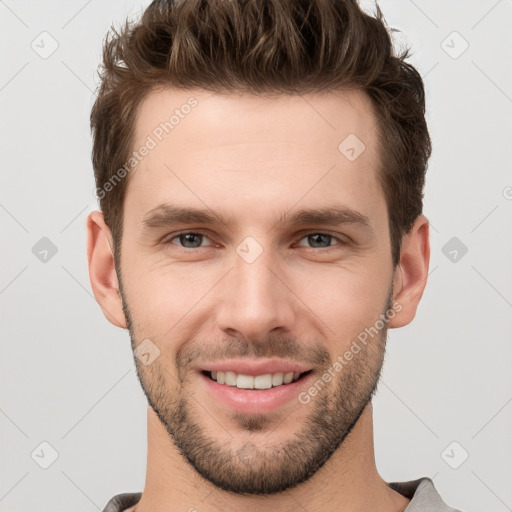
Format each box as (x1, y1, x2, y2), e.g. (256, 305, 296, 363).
(165, 232, 214, 249)
(162, 231, 347, 251)
(295, 232, 346, 249)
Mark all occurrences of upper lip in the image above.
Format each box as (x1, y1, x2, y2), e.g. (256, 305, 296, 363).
(198, 358, 313, 376)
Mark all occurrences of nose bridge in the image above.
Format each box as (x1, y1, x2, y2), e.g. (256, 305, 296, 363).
(215, 237, 295, 341)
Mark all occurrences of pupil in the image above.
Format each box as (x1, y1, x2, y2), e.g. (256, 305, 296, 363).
(181, 233, 201, 248)
(310, 234, 330, 248)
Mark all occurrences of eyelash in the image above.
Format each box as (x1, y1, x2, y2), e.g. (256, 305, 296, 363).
(162, 231, 348, 251)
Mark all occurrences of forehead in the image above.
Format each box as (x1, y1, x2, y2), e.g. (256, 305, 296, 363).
(134, 87, 379, 159)
(126, 87, 384, 225)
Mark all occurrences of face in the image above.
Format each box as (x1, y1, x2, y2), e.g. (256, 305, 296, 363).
(114, 88, 398, 494)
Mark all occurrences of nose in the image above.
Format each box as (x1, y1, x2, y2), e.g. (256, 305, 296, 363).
(215, 244, 296, 343)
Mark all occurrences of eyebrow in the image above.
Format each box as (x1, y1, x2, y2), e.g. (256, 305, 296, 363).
(141, 204, 373, 232)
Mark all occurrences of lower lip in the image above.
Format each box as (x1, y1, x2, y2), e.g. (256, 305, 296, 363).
(199, 371, 314, 414)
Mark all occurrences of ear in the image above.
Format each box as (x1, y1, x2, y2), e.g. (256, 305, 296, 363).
(388, 215, 430, 328)
(86, 210, 127, 328)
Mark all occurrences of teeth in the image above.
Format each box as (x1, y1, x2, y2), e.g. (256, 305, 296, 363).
(272, 372, 284, 386)
(237, 374, 254, 388)
(254, 374, 272, 389)
(210, 370, 305, 389)
(225, 371, 237, 386)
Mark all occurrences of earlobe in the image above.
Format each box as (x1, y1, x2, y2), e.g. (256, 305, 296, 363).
(388, 215, 430, 329)
(86, 211, 127, 329)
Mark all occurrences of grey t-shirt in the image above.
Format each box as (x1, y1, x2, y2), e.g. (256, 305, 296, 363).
(102, 477, 463, 511)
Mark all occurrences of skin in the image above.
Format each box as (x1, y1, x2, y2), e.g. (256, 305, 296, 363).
(87, 88, 430, 512)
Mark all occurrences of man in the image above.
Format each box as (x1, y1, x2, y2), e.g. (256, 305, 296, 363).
(87, 0, 463, 510)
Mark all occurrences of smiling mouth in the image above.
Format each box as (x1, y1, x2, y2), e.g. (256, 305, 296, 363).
(202, 370, 313, 390)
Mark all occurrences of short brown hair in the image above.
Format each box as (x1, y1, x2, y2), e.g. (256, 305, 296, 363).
(91, 0, 431, 267)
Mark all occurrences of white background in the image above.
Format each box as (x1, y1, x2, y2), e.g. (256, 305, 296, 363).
(1, 1, 511, 511)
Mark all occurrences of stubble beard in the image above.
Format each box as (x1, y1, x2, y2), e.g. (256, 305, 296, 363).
(119, 278, 390, 495)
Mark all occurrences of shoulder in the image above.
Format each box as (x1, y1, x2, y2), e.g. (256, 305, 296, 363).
(388, 477, 464, 511)
(101, 492, 142, 512)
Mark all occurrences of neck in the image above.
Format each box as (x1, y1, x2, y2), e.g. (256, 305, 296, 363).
(132, 403, 410, 512)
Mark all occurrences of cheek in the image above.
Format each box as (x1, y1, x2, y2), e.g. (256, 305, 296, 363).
(291, 262, 391, 343)
(122, 256, 221, 331)
(123, 243, 392, 347)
